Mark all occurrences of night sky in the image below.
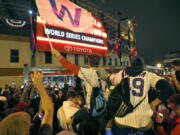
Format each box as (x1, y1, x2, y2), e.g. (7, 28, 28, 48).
(1, 0, 179, 65)
(90, 0, 180, 65)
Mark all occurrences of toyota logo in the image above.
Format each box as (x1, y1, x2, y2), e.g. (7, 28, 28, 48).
(64, 45, 73, 52)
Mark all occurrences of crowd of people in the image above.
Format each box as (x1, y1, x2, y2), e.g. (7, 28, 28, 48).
(0, 47, 180, 135)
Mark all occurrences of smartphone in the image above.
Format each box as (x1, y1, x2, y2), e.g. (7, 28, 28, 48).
(54, 88, 59, 91)
(38, 113, 43, 120)
(158, 112, 164, 118)
(20, 85, 24, 89)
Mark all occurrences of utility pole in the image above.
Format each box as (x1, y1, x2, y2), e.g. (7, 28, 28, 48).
(118, 22, 122, 65)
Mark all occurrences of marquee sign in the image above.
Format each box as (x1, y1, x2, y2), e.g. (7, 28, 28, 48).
(36, 16, 108, 56)
(44, 25, 104, 45)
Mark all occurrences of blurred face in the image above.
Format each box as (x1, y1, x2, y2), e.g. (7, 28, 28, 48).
(168, 102, 180, 116)
(167, 103, 175, 110)
(68, 97, 82, 109)
(68, 87, 75, 92)
(57, 91, 63, 98)
(171, 65, 180, 71)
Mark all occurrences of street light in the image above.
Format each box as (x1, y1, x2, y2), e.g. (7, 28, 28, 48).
(28, 10, 33, 15)
(156, 63, 162, 68)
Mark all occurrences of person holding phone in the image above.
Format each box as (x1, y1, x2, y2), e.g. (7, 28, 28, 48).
(156, 94, 180, 135)
(31, 69, 54, 135)
(109, 56, 174, 135)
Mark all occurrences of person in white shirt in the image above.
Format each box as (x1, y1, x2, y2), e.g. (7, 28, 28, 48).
(110, 56, 174, 135)
(57, 93, 82, 131)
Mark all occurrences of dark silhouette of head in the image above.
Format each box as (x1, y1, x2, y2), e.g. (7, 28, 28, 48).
(89, 55, 101, 67)
(130, 56, 144, 68)
(171, 60, 180, 66)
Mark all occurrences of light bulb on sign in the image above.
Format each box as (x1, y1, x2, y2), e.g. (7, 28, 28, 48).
(94, 29, 102, 36)
(128, 20, 131, 24)
(102, 32, 107, 38)
(98, 29, 102, 36)
(156, 63, 162, 68)
(93, 19, 97, 25)
(97, 22, 102, 28)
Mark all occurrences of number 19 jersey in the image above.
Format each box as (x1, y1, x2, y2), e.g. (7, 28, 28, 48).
(110, 70, 163, 128)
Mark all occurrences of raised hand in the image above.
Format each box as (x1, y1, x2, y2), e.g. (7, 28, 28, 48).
(31, 68, 44, 90)
(31, 68, 54, 127)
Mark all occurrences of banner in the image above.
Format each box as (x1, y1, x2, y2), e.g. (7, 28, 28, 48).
(36, 0, 94, 33)
(43, 25, 104, 45)
(0, 18, 29, 36)
(36, 17, 108, 56)
(5, 19, 26, 28)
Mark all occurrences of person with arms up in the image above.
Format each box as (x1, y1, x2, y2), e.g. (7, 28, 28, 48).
(0, 69, 54, 135)
(51, 47, 108, 109)
(51, 47, 108, 135)
(31, 69, 54, 135)
(156, 94, 180, 135)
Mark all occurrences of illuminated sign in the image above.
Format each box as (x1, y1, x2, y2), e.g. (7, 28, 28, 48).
(36, 16, 108, 56)
(44, 26, 104, 45)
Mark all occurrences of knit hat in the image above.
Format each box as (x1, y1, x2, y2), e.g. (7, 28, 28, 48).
(89, 55, 101, 67)
(0, 112, 31, 135)
(14, 102, 29, 111)
(130, 56, 144, 68)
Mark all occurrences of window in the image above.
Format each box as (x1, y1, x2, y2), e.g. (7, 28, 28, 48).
(75, 54, 79, 65)
(115, 58, 118, 66)
(123, 61, 126, 66)
(127, 61, 129, 66)
(84, 56, 88, 65)
(103, 57, 106, 66)
(108, 58, 112, 66)
(62, 53, 67, 58)
(120, 59, 122, 66)
(45, 52, 52, 64)
(10, 49, 19, 63)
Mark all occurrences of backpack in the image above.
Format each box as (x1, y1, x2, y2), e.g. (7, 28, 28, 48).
(89, 71, 107, 117)
(71, 71, 107, 134)
(81, 70, 107, 117)
(107, 77, 146, 120)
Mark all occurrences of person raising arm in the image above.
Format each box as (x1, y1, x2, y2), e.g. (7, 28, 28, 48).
(31, 69, 54, 135)
(51, 48, 80, 75)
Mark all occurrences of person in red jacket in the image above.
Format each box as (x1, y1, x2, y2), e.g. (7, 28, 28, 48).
(51, 47, 108, 135)
(156, 94, 180, 135)
(51, 47, 108, 109)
